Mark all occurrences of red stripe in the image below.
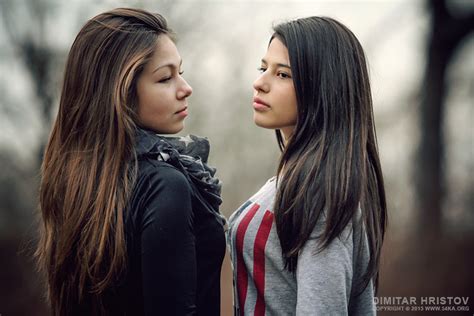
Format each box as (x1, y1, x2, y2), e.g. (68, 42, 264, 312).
(253, 211, 274, 316)
(235, 203, 260, 315)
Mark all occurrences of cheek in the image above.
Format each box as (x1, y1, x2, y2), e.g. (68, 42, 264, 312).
(138, 85, 168, 114)
(278, 85, 298, 121)
(288, 96, 298, 121)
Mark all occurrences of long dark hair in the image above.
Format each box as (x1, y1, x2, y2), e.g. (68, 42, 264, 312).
(36, 8, 170, 315)
(272, 17, 387, 293)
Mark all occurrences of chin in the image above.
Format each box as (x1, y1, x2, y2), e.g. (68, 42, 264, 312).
(253, 116, 274, 130)
(171, 123, 185, 134)
(163, 127, 184, 135)
(149, 124, 184, 135)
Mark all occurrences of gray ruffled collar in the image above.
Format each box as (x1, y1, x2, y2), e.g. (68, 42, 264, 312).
(135, 128, 226, 226)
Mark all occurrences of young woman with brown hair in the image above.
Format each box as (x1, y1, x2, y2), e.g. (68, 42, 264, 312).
(36, 8, 226, 315)
(228, 17, 387, 315)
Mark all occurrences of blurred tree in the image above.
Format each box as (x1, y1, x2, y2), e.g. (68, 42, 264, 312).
(0, 1, 72, 314)
(0, 0, 62, 164)
(416, 0, 474, 238)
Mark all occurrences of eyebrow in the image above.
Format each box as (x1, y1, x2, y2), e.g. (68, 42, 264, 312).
(152, 59, 183, 73)
(261, 58, 291, 70)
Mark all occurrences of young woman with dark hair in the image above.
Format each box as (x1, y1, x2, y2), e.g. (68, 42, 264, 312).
(228, 16, 387, 315)
(36, 8, 226, 315)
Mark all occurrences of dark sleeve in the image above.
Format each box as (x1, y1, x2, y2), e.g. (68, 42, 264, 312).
(140, 164, 197, 315)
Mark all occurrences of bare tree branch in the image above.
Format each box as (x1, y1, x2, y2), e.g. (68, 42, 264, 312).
(416, 0, 474, 238)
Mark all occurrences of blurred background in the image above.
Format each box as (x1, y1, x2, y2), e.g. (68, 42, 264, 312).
(0, 0, 472, 315)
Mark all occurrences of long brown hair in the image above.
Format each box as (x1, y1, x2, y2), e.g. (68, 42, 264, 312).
(272, 17, 387, 294)
(36, 8, 170, 314)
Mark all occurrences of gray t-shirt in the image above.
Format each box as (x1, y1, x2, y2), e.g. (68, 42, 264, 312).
(227, 177, 376, 315)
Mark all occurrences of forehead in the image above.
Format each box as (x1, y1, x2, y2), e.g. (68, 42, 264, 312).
(263, 37, 290, 64)
(147, 35, 180, 66)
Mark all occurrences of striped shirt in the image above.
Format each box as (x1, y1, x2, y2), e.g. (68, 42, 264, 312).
(227, 177, 376, 315)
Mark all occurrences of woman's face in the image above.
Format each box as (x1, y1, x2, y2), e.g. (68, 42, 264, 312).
(253, 37, 297, 140)
(136, 35, 193, 134)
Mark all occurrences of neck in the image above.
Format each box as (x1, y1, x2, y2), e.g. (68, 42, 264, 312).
(280, 126, 294, 144)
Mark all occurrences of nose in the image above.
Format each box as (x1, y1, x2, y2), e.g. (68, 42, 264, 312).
(253, 72, 269, 93)
(177, 77, 193, 100)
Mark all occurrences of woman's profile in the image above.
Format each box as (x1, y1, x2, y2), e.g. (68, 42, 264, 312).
(36, 8, 226, 315)
(228, 16, 387, 315)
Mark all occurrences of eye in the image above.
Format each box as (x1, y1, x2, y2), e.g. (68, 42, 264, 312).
(277, 72, 291, 79)
(158, 77, 172, 83)
(257, 67, 267, 73)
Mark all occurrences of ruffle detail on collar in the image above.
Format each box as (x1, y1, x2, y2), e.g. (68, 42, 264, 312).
(135, 128, 226, 226)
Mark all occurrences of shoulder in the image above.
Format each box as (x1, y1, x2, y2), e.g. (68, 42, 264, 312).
(134, 160, 194, 224)
(138, 159, 191, 192)
(129, 159, 193, 214)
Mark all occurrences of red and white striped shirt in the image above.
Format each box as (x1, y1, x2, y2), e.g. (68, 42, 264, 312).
(227, 177, 375, 315)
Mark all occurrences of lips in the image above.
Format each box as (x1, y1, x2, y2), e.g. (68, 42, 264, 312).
(175, 106, 188, 114)
(253, 97, 270, 107)
(253, 96, 270, 112)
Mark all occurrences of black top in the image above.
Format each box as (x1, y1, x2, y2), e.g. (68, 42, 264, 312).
(105, 130, 226, 315)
